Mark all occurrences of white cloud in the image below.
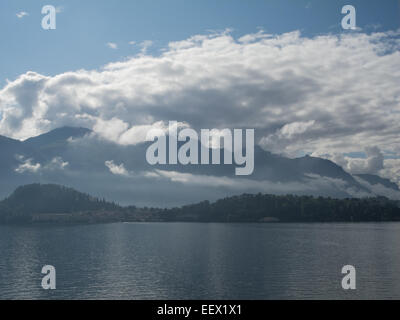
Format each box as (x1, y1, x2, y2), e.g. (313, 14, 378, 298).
(354, 176, 400, 200)
(316, 146, 384, 175)
(348, 146, 384, 174)
(238, 30, 272, 43)
(139, 40, 153, 54)
(153, 169, 238, 188)
(93, 119, 187, 145)
(1, 29, 400, 181)
(15, 157, 41, 173)
(16, 12, 28, 19)
(105, 160, 130, 176)
(380, 159, 400, 186)
(46, 157, 69, 170)
(260, 120, 316, 155)
(279, 120, 316, 139)
(106, 42, 118, 49)
(14, 156, 69, 174)
(147, 169, 374, 198)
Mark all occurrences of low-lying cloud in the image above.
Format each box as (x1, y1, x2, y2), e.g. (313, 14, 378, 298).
(15, 156, 68, 174)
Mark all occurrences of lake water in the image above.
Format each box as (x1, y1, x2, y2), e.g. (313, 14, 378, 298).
(1, 222, 400, 300)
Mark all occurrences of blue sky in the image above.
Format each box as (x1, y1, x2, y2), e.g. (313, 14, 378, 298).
(0, 0, 399, 85)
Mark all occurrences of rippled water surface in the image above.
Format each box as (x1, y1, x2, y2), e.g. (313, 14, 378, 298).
(1, 222, 400, 299)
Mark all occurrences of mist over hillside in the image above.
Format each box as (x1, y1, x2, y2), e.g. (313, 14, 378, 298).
(0, 126, 398, 207)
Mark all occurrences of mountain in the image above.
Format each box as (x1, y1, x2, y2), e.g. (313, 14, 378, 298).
(164, 193, 400, 222)
(0, 127, 91, 175)
(0, 184, 122, 223)
(354, 174, 399, 191)
(23, 126, 91, 159)
(23, 126, 91, 149)
(0, 126, 398, 206)
(1, 184, 400, 224)
(3, 183, 119, 213)
(252, 150, 363, 185)
(0, 136, 25, 174)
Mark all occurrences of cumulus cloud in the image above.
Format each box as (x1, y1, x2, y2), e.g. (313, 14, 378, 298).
(15, 157, 41, 173)
(1, 29, 400, 180)
(379, 158, 400, 186)
(46, 157, 69, 170)
(105, 160, 130, 176)
(348, 146, 384, 174)
(14, 156, 69, 174)
(317, 146, 385, 175)
(260, 120, 316, 155)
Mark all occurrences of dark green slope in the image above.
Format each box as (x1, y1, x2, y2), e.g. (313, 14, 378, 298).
(0, 183, 121, 223)
(1, 184, 400, 224)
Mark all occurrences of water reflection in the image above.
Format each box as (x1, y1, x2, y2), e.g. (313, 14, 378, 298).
(1, 222, 400, 299)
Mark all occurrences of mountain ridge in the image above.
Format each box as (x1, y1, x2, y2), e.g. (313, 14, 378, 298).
(0, 126, 398, 205)
(1, 183, 400, 224)
(23, 126, 92, 147)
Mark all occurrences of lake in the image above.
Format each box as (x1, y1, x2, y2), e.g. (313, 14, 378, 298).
(1, 222, 400, 299)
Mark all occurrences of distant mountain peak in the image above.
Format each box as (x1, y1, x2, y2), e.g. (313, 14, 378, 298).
(24, 126, 92, 140)
(0, 134, 21, 145)
(23, 126, 92, 147)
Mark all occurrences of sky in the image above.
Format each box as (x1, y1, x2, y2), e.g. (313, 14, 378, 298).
(1, 0, 399, 84)
(0, 0, 400, 185)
